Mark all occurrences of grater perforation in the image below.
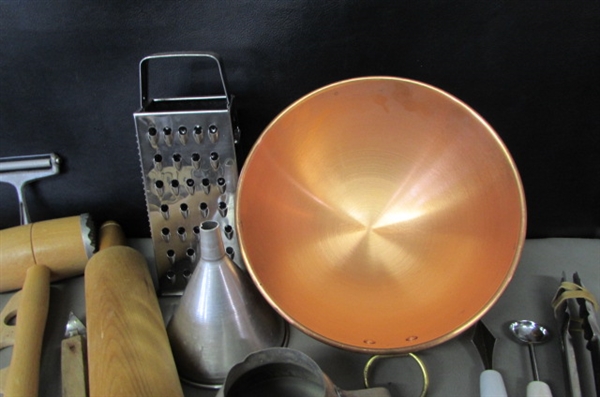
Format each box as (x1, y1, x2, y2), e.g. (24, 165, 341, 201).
(133, 52, 242, 295)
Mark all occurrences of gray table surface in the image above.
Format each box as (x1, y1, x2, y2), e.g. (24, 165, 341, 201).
(1, 238, 598, 397)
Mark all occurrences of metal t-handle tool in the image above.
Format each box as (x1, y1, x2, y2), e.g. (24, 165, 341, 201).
(0, 153, 60, 224)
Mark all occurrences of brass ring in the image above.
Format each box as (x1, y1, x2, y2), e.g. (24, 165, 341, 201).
(363, 353, 429, 397)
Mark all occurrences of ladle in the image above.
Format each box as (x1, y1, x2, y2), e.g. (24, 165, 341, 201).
(509, 320, 553, 397)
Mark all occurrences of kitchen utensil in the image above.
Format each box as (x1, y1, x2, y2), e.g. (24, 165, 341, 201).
(85, 221, 183, 397)
(236, 76, 526, 353)
(470, 321, 508, 397)
(61, 312, 88, 397)
(509, 320, 553, 397)
(167, 220, 287, 388)
(363, 353, 428, 397)
(0, 214, 95, 292)
(552, 272, 598, 397)
(215, 348, 391, 397)
(133, 52, 242, 294)
(1, 265, 50, 397)
(553, 273, 586, 397)
(0, 153, 60, 224)
(553, 272, 600, 397)
(0, 291, 20, 390)
(573, 272, 600, 396)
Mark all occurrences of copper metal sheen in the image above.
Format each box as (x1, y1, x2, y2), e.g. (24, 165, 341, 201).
(236, 77, 526, 354)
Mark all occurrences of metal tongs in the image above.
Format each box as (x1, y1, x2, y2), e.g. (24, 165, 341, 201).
(552, 272, 600, 397)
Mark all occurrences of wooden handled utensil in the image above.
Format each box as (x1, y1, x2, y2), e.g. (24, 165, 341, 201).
(1, 264, 50, 397)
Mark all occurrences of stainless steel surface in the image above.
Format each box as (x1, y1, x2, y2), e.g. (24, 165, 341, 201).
(236, 76, 527, 354)
(509, 320, 550, 381)
(553, 273, 583, 397)
(78, 213, 96, 260)
(0, 153, 60, 224)
(215, 348, 391, 397)
(166, 221, 287, 388)
(134, 52, 242, 294)
(63, 312, 85, 339)
(573, 272, 600, 396)
(471, 321, 497, 370)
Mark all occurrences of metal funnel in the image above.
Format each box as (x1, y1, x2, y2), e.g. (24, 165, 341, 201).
(167, 220, 288, 388)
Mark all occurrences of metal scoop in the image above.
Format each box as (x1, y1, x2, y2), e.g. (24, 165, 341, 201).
(509, 320, 553, 397)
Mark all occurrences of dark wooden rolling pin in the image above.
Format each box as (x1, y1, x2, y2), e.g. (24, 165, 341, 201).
(0, 214, 95, 292)
(85, 221, 183, 397)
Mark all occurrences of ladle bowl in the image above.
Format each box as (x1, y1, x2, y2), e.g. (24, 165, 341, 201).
(509, 320, 550, 345)
(509, 320, 551, 382)
(236, 77, 527, 353)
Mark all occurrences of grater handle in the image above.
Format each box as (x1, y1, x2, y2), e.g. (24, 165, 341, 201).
(139, 51, 230, 108)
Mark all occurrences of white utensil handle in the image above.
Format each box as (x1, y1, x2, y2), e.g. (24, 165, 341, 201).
(480, 369, 508, 397)
(526, 381, 553, 397)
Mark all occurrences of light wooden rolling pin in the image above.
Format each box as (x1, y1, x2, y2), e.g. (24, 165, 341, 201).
(3, 264, 50, 397)
(85, 221, 183, 397)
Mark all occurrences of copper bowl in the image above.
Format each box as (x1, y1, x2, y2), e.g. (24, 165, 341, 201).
(236, 77, 526, 353)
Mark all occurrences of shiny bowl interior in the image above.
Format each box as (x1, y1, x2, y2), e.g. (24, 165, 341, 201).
(236, 77, 526, 353)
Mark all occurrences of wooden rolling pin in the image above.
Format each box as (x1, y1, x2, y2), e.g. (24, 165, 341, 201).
(85, 221, 183, 397)
(0, 214, 95, 292)
(3, 264, 50, 397)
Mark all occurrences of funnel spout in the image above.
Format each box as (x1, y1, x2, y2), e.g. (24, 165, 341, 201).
(167, 221, 288, 387)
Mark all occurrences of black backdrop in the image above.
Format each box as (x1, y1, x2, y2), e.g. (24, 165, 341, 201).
(1, 1, 599, 238)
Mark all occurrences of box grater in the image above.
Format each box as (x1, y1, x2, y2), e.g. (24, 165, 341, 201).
(133, 52, 242, 294)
